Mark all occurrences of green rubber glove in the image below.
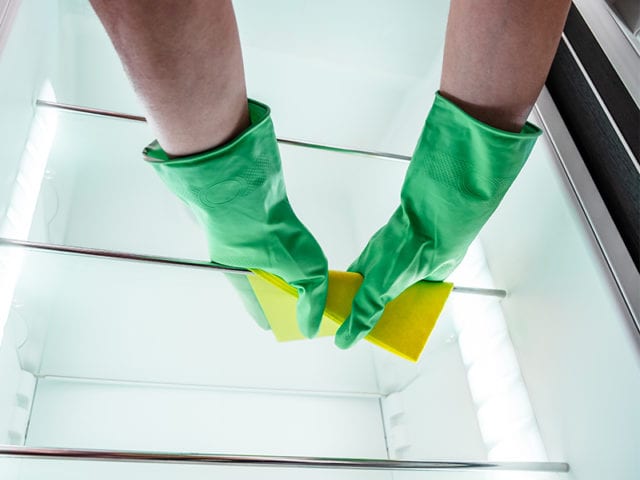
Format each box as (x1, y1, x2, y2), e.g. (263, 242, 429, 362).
(336, 93, 542, 349)
(144, 99, 329, 338)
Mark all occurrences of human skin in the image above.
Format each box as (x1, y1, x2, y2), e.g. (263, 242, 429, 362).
(89, 0, 249, 157)
(89, 1, 573, 332)
(90, 0, 572, 146)
(440, 0, 572, 132)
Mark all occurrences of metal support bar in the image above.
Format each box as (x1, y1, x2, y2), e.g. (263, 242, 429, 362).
(36, 100, 147, 123)
(37, 374, 383, 400)
(35, 99, 411, 162)
(0, 238, 507, 298)
(0, 445, 569, 472)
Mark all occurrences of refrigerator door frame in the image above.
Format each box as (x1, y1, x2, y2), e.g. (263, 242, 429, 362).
(537, 1, 639, 340)
(534, 89, 640, 342)
(574, 0, 640, 106)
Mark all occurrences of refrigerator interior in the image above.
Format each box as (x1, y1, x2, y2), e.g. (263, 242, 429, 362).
(0, 1, 638, 479)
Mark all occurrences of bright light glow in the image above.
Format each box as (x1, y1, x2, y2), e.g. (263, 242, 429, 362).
(450, 240, 548, 462)
(0, 81, 58, 348)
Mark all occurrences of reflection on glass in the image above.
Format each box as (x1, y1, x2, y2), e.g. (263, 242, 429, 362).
(0, 244, 551, 466)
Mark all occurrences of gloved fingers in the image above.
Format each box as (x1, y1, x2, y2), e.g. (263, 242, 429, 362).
(335, 263, 400, 349)
(269, 217, 329, 338)
(294, 275, 329, 338)
(335, 216, 412, 348)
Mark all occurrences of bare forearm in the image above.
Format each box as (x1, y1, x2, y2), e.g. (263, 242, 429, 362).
(440, 0, 571, 132)
(90, 0, 249, 156)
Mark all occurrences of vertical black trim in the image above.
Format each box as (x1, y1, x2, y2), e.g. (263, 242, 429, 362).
(563, 5, 639, 158)
(546, 4, 640, 270)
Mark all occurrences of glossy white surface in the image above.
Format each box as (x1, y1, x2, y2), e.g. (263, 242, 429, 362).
(481, 125, 640, 480)
(28, 376, 387, 457)
(0, 0, 637, 479)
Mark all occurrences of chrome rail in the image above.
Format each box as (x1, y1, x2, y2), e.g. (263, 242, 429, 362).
(35, 99, 411, 162)
(36, 100, 147, 123)
(0, 445, 570, 472)
(0, 238, 508, 298)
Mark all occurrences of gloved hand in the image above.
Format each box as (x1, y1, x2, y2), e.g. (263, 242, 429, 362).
(144, 99, 329, 338)
(336, 93, 541, 348)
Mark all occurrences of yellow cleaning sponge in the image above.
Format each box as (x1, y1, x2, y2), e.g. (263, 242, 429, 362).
(247, 270, 453, 362)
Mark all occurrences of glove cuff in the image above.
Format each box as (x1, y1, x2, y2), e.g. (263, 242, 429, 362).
(142, 99, 272, 164)
(413, 93, 542, 184)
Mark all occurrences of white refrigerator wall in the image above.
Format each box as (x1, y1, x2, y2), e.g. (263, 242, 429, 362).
(0, 0, 58, 447)
(480, 124, 640, 479)
(0, 0, 638, 479)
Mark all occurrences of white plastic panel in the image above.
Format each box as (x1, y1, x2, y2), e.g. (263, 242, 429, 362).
(0, 0, 57, 224)
(27, 377, 387, 458)
(480, 118, 640, 480)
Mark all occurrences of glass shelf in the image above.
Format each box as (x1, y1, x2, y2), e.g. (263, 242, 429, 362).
(0, 106, 411, 272)
(3, 1, 637, 478)
(0, 243, 566, 472)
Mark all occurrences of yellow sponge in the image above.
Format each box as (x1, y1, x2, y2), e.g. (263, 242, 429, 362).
(247, 270, 453, 362)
